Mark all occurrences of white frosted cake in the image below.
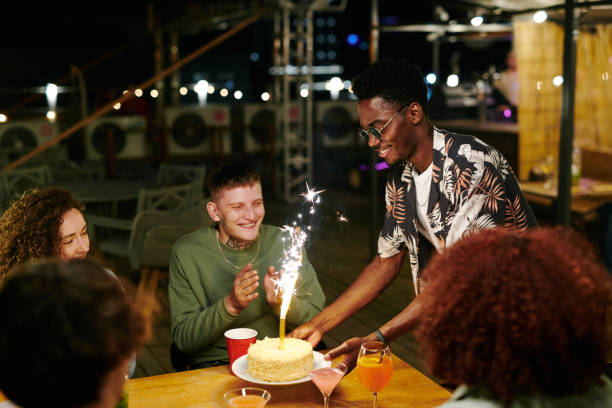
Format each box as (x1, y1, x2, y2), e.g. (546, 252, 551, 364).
(247, 337, 314, 382)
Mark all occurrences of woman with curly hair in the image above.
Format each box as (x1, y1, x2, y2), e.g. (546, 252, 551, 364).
(0, 187, 89, 282)
(416, 227, 612, 407)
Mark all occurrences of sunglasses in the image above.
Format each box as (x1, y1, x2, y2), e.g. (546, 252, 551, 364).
(358, 104, 409, 142)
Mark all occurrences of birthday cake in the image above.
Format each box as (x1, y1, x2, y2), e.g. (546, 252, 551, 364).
(247, 337, 313, 382)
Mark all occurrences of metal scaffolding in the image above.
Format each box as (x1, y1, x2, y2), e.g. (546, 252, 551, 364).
(273, 0, 347, 203)
(273, 1, 313, 203)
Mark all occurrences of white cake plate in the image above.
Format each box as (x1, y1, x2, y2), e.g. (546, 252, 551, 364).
(232, 351, 330, 385)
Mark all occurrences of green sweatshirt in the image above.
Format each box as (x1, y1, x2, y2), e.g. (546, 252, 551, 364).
(169, 224, 326, 367)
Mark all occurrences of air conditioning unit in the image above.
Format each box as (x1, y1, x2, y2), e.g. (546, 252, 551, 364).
(85, 116, 149, 160)
(0, 120, 58, 163)
(315, 100, 361, 147)
(166, 105, 231, 156)
(243, 103, 280, 153)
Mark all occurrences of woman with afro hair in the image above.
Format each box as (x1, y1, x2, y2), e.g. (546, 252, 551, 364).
(0, 187, 90, 283)
(416, 227, 612, 407)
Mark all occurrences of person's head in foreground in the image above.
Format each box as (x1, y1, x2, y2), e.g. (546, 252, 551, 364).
(206, 162, 264, 248)
(0, 187, 89, 282)
(352, 58, 430, 167)
(0, 258, 150, 408)
(416, 227, 612, 406)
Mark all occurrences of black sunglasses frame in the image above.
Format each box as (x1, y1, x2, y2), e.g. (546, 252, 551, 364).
(358, 104, 409, 142)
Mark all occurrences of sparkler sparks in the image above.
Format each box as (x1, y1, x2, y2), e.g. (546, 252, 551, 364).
(276, 182, 326, 349)
(336, 209, 349, 223)
(277, 225, 306, 350)
(278, 225, 306, 319)
(301, 182, 326, 210)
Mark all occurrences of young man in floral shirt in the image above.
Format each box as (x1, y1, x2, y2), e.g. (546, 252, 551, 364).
(289, 58, 537, 367)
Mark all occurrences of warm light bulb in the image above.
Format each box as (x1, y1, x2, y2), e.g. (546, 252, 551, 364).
(194, 80, 208, 95)
(45, 83, 58, 100)
(329, 76, 343, 92)
(470, 16, 483, 27)
(533, 10, 547, 23)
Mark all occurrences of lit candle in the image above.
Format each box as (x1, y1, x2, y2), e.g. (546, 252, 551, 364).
(279, 317, 286, 349)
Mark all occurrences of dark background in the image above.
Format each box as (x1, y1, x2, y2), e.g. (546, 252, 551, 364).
(0, 1, 513, 111)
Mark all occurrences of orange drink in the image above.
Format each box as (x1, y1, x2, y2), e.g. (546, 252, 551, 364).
(228, 395, 268, 408)
(223, 387, 270, 408)
(357, 353, 394, 392)
(357, 341, 393, 408)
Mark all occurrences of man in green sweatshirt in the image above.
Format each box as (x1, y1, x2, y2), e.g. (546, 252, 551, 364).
(169, 162, 326, 370)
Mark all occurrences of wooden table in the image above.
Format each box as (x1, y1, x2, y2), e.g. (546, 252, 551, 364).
(127, 354, 452, 408)
(520, 177, 612, 215)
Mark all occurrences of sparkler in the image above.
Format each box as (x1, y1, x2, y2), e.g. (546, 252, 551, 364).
(278, 225, 306, 349)
(276, 183, 350, 350)
(277, 182, 325, 350)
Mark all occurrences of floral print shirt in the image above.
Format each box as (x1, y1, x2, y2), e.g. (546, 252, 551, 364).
(378, 127, 537, 293)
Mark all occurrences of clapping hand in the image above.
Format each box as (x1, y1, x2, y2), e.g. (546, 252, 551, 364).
(225, 263, 259, 314)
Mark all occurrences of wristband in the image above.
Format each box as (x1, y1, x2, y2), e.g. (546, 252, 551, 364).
(374, 328, 386, 343)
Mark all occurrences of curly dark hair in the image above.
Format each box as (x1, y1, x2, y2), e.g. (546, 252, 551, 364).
(207, 162, 260, 200)
(415, 227, 611, 403)
(0, 187, 85, 282)
(352, 58, 429, 112)
(0, 258, 151, 408)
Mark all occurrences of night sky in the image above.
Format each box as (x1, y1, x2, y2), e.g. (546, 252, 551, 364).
(0, 1, 512, 111)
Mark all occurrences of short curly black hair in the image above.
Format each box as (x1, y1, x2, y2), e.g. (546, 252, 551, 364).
(207, 162, 260, 201)
(352, 58, 428, 113)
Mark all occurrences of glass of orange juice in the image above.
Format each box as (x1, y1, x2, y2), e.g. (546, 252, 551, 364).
(356, 341, 393, 408)
(223, 387, 271, 408)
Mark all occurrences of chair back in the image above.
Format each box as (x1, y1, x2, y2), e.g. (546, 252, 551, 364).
(157, 163, 206, 185)
(135, 182, 197, 215)
(0, 166, 54, 210)
(157, 164, 206, 206)
(582, 147, 612, 183)
(127, 203, 212, 270)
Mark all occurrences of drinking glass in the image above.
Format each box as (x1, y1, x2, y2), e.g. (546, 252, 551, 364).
(356, 341, 393, 408)
(309, 362, 348, 408)
(223, 387, 271, 408)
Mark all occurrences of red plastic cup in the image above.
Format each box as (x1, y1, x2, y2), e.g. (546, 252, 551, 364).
(225, 328, 257, 375)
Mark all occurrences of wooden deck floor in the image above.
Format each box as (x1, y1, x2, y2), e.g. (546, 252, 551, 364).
(108, 188, 429, 381)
